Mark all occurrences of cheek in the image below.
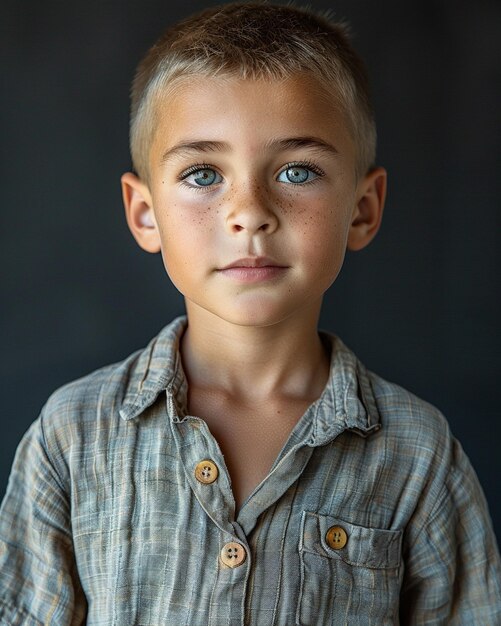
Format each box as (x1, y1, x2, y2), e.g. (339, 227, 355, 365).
(157, 200, 215, 248)
(154, 201, 217, 284)
(288, 198, 350, 262)
(288, 198, 352, 297)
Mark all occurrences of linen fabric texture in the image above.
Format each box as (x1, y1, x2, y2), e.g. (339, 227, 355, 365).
(1, 316, 500, 625)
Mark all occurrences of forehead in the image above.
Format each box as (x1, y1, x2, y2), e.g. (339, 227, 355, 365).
(149, 74, 355, 162)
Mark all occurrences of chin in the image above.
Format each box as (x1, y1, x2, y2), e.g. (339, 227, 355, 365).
(211, 300, 299, 328)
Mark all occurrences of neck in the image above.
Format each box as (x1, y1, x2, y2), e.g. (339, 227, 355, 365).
(180, 299, 330, 403)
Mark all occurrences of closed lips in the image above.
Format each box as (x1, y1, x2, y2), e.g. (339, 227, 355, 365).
(220, 257, 287, 269)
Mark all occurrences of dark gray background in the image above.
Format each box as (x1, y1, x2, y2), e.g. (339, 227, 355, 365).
(1, 0, 500, 543)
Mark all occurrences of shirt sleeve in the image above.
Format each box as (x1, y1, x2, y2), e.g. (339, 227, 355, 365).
(399, 436, 501, 625)
(0, 412, 87, 625)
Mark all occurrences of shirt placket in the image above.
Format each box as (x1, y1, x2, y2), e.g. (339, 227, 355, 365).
(168, 392, 251, 626)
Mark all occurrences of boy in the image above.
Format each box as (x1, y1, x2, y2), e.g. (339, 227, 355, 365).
(1, 2, 500, 624)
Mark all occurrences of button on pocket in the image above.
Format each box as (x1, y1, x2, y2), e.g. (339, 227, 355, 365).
(297, 512, 402, 625)
(325, 525, 348, 550)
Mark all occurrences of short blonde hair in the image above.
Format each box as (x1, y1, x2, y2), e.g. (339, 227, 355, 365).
(129, 2, 376, 184)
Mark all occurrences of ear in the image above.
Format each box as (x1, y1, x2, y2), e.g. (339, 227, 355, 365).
(347, 166, 387, 252)
(121, 171, 161, 253)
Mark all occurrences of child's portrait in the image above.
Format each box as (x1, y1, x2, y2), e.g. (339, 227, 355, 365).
(1, 1, 500, 623)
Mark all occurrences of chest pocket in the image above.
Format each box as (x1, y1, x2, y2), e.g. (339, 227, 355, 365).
(297, 511, 403, 625)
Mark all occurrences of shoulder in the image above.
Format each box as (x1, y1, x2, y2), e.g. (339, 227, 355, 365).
(363, 368, 457, 511)
(41, 315, 186, 425)
(363, 368, 496, 542)
(40, 347, 142, 438)
(367, 369, 450, 443)
(326, 333, 459, 505)
(28, 348, 143, 485)
(34, 316, 186, 467)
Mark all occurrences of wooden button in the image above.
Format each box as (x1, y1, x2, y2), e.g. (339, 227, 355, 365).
(220, 542, 247, 568)
(325, 525, 348, 550)
(194, 460, 219, 484)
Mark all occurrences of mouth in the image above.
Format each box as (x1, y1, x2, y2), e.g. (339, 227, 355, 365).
(217, 257, 289, 283)
(220, 256, 287, 270)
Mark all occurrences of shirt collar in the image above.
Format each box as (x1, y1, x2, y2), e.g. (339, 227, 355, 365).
(118, 315, 381, 440)
(118, 315, 188, 422)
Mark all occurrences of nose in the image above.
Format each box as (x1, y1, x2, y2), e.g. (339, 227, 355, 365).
(225, 183, 279, 236)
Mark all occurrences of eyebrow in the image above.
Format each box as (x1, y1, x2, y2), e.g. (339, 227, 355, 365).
(266, 136, 339, 157)
(159, 136, 338, 165)
(160, 140, 227, 165)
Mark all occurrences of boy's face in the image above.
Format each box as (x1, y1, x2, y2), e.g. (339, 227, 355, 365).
(122, 75, 385, 328)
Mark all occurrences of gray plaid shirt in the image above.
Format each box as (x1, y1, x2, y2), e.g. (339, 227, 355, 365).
(1, 315, 500, 625)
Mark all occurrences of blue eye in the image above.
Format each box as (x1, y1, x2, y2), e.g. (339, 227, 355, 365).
(277, 166, 318, 184)
(183, 168, 222, 187)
